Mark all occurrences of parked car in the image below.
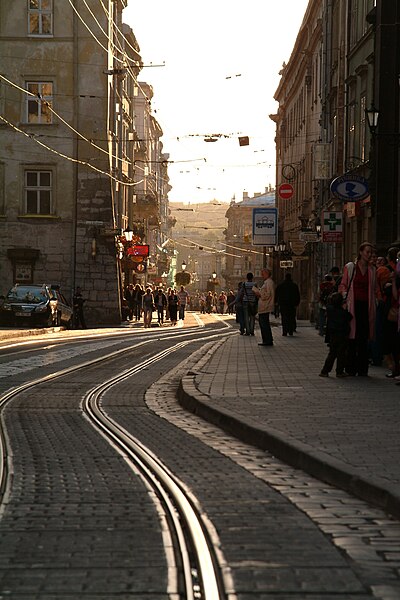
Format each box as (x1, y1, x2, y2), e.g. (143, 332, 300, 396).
(0, 284, 73, 328)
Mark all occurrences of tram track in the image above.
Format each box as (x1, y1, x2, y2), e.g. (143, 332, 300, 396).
(0, 326, 235, 599)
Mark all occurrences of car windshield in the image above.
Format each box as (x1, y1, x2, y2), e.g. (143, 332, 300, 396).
(6, 286, 48, 304)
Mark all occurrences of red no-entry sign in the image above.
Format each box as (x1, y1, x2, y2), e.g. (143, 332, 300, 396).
(278, 183, 294, 200)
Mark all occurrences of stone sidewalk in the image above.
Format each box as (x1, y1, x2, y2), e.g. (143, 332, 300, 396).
(178, 317, 400, 520)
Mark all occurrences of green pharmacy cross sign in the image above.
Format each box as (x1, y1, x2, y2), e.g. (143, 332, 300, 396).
(324, 213, 341, 231)
(322, 211, 343, 242)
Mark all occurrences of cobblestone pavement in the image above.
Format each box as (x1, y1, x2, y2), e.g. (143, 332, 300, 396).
(2, 314, 400, 599)
(178, 316, 400, 520)
(147, 336, 400, 600)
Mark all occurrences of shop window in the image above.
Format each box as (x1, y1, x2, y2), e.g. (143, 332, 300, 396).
(28, 0, 53, 36)
(24, 170, 52, 215)
(26, 81, 53, 124)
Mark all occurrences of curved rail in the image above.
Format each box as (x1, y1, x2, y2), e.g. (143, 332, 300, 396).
(0, 330, 234, 599)
(83, 342, 225, 599)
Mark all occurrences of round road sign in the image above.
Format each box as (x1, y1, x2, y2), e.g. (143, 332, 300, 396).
(278, 183, 294, 200)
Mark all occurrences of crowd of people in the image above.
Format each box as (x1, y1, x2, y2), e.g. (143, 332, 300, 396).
(122, 284, 187, 327)
(318, 242, 400, 382)
(122, 286, 240, 327)
(119, 241, 400, 383)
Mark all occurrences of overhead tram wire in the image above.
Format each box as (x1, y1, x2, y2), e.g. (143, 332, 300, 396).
(0, 114, 143, 188)
(0, 74, 133, 170)
(68, 0, 274, 193)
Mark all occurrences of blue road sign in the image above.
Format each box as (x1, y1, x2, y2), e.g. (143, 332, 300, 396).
(330, 175, 369, 202)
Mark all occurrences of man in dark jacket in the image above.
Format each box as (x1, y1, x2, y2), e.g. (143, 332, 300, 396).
(275, 272, 300, 336)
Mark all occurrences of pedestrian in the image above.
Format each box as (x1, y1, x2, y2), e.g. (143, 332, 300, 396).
(199, 292, 206, 314)
(376, 247, 400, 377)
(227, 290, 236, 315)
(154, 287, 167, 325)
(275, 272, 300, 336)
(339, 241, 380, 376)
(253, 268, 275, 346)
(72, 286, 86, 329)
(319, 292, 353, 377)
(230, 282, 245, 334)
(330, 266, 342, 291)
(125, 283, 135, 320)
(168, 288, 179, 325)
(369, 255, 388, 366)
(205, 291, 213, 314)
(134, 284, 144, 321)
(240, 272, 258, 336)
(218, 291, 227, 314)
(142, 287, 154, 328)
(318, 274, 335, 336)
(177, 285, 189, 320)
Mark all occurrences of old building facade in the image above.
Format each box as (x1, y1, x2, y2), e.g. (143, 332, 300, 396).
(0, 1, 170, 325)
(271, 0, 394, 321)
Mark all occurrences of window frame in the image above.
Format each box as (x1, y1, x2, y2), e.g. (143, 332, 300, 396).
(24, 169, 53, 216)
(28, 0, 53, 37)
(25, 81, 53, 124)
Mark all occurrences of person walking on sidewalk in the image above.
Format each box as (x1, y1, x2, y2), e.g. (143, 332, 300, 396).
(339, 241, 380, 376)
(240, 272, 258, 335)
(177, 285, 189, 320)
(275, 272, 300, 336)
(73, 286, 87, 329)
(319, 292, 353, 377)
(253, 268, 275, 346)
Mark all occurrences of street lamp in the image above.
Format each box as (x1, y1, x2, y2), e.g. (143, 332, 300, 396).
(181, 260, 187, 271)
(212, 271, 217, 281)
(123, 225, 134, 242)
(366, 104, 379, 135)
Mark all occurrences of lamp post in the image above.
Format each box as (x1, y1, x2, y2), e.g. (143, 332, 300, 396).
(181, 260, 187, 272)
(365, 104, 379, 223)
(123, 225, 134, 243)
(366, 104, 379, 134)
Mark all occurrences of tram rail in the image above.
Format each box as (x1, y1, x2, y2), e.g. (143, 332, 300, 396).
(0, 327, 234, 599)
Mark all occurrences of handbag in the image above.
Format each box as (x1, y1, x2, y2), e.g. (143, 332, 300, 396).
(387, 306, 398, 322)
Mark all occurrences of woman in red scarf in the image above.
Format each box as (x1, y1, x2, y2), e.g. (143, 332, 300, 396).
(339, 242, 381, 376)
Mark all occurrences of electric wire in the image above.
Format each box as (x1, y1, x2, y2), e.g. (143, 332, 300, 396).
(0, 113, 143, 187)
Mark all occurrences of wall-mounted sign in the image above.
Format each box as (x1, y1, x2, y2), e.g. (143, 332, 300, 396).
(280, 260, 294, 269)
(278, 183, 294, 200)
(322, 211, 343, 242)
(252, 208, 278, 246)
(330, 175, 369, 202)
(126, 244, 149, 257)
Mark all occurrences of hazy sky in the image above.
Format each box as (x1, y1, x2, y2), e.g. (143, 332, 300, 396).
(123, 1, 309, 204)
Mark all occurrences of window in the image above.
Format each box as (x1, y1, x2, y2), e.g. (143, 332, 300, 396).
(28, 0, 53, 36)
(359, 95, 366, 162)
(25, 170, 52, 214)
(26, 82, 53, 123)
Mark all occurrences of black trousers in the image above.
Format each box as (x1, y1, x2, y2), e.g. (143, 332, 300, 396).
(346, 300, 369, 375)
(321, 334, 348, 374)
(281, 305, 296, 335)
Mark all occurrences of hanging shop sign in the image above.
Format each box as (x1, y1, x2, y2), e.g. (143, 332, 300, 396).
(330, 175, 369, 202)
(126, 244, 149, 257)
(322, 211, 343, 242)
